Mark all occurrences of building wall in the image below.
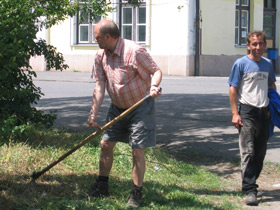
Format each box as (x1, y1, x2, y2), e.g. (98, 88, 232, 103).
(201, 0, 239, 55)
(30, 17, 98, 72)
(30, 0, 279, 76)
(30, 0, 196, 76)
(149, 0, 196, 76)
(51, 18, 97, 72)
(200, 0, 280, 76)
(200, 0, 243, 76)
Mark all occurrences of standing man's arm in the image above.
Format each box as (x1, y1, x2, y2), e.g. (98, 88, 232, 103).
(229, 85, 243, 129)
(88, 80, 106, 128)
(269, 82, 276, 90)
(150, 70, 162, 98)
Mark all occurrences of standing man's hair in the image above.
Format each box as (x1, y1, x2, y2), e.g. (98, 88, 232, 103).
(246, 31, 267, 44)
(99, 20, 120, 38)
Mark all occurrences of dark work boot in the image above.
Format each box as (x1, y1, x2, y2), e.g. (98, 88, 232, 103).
(127, 186, 143, 208)
(244, 192, 258, 206)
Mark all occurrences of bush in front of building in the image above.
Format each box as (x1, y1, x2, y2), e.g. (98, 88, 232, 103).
(0, 0, 113, 141)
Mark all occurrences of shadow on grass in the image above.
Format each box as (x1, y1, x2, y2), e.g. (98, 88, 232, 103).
(0, 173, 240, 210)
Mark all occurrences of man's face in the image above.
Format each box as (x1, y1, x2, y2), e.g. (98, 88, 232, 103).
(94, 27, 106, 49)
(247, 35, 267, 61)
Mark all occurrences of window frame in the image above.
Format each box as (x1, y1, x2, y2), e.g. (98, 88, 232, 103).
(74, 7, 102, 45)
(264, 0, 276, 9)
(136, 6, 146, 43)
(121, 6, 134, 41)
(263, 0, 276, 42)
(119, 0, 147, 44)
(78, 11, 90, 43)
(72, 0, 148, 45)
(235, 0, 250, 46)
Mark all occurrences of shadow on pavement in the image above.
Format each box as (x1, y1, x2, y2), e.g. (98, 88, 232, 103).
(36, 93, 280, 162)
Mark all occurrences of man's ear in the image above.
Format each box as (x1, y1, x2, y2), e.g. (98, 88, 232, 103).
(246, 43, 251, 54)
(105, 34, 110, 39)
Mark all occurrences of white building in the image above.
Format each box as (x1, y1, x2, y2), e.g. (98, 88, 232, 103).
(30, 0, 280, 76)
(31, 0, 196, 76)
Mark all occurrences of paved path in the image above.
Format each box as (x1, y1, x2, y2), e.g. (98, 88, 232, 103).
(33, 71, 280, 164)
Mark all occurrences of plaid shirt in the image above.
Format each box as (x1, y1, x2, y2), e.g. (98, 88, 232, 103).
(93, 38, 160, 109)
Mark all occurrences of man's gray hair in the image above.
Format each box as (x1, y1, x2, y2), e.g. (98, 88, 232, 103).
(99, 20, 120, 38)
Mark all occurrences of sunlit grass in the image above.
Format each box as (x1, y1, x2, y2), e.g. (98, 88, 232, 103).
(0, 129, 246, 210)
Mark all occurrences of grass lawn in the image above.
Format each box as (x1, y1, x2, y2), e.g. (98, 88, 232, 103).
(0, 129, 246, 210)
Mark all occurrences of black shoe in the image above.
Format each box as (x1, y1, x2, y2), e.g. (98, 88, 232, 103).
(127, 188, 142, 208)
(244, 192, 258, 206)
(83, 179, 109, 198)
(257, 191, 263, 198)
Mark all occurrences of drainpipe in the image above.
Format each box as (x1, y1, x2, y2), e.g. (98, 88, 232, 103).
(119, 1, 122, 35)
(194, 0, 200, 76)
(44, 26, 51, 71)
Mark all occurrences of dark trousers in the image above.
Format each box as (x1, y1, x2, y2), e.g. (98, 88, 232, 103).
(239, 104, 270, 194)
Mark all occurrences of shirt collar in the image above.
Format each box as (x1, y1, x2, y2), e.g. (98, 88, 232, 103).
(105, 38, 123, 57)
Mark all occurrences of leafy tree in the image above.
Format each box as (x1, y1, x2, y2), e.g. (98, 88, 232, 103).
(0, 0, 112, 140)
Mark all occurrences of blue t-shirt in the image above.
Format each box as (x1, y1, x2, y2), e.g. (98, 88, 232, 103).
(228, 55, 276, 107)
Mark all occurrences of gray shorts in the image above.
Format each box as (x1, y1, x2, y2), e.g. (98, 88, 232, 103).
(102, 97, 156, 149)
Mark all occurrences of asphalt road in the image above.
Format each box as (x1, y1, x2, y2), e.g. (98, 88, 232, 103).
(33, 71, 280, 164)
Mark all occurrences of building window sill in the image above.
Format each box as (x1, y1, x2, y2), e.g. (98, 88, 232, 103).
(234, 44, 247, 48)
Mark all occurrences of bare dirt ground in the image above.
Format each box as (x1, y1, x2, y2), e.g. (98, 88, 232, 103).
(168, 151, 280, 210)
(209, 161, 280, 210)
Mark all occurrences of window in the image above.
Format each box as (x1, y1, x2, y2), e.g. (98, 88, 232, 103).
(235, 0, 250, 45)
(73, 1, 147, 45)
(263, 0, 276, 40)
(119, 0, 146, 44)
(76, 10, 101, 44)
(264, 0, 276, 9)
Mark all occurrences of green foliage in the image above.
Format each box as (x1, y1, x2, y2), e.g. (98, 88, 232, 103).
(0, 116, 35, 143)
(0, 113, 56, 143)
(0, 0, 113, 140)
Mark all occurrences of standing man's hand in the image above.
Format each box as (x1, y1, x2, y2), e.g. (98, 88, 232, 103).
(232, 113, 243, 130)
(150, 85, 161, 98)
(87, 114, 99, 128)
(88, 80, 105, 129)
(150, 69, 162, 98)
(229, 85, 243, 130)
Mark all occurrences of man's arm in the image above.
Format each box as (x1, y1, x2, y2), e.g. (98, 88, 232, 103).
(150, 69, 162, 98)
(269, 82, 276, 90)
(87, 80, 106, 128)
(229, 85, 243, 129)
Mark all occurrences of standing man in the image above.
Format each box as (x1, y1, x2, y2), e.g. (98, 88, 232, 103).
(228, 31, 276, 206)
(86, 19, 162, 208)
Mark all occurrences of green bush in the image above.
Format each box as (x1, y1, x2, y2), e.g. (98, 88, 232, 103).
(0, 0, 112, 141)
